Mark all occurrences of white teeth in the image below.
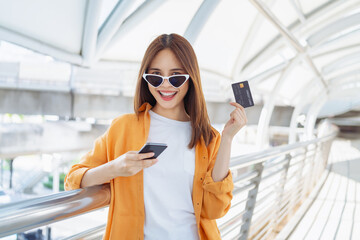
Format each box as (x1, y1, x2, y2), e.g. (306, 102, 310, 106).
(160, 91, 176, 96)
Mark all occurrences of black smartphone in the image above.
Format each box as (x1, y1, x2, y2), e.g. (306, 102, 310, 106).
(138, 142, 168, 159)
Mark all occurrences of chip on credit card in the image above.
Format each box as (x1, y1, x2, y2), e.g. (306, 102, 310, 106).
(231, 81, 254, 108)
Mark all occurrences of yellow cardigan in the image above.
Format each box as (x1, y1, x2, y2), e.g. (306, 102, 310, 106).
(65, 103, 234, 239)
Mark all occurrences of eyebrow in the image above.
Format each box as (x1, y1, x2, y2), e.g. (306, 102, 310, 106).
(148, 68, 185, 71)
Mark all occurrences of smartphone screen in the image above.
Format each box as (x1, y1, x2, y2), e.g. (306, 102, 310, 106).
(138, 142, 168, 159)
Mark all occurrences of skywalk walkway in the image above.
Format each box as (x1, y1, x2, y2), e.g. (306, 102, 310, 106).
(278, 138, 360, 239)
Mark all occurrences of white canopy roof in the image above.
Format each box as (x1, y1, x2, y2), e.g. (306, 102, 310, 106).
(0, 0, 359, 118)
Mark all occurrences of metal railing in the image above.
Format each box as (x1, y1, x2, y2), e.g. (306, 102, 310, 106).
(0, 184, 110, 238)
(218, 131, 337, 239)
(0, 131, 337, 239)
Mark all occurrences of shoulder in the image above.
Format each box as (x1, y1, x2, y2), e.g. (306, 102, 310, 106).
(108, 113, 141, 132)
(210, 126, 221, 144)
(211, 126, 220, 137)
(197, 126, 221, 161)
(111, 113, 138, 124)
(202, 126, 221, 153)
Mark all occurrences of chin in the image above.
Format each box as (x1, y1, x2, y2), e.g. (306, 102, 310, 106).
(157, 102, 177, 109)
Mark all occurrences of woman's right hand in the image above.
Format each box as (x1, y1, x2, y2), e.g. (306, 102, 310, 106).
(80, 151, 158, 188)
(110, 151, 158, 177)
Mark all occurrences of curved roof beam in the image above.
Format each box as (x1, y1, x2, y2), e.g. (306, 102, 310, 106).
(307, 12, 360, 47)
(232, 0, 276, 81)
(290, 51, 360, 106)
(184, 0, 220, 44)
(242, 0, 355, 73)
(312, 42, 360, 58)
(289, 77, 323, 143)
(304, 90, 327, 139)
(94, 0, 138, 63)
(290, 0, 306, 23)
(238, 3, 357, 99)
(256, 55, 302, 148)
(96, 0, 166, 61)
(248, 0, 328, 90)
(247, 60, 289, 84)
(322, 51, 360, 75)
(0, 27, 82, 65)
(81, 0, 102, 66)
(328, 69, 360, 85)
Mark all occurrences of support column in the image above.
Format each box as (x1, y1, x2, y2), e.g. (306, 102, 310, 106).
(305, 91, 327, 140)
(52, 154, 60, 193)
(0, 158, 3, 188)
(288, 80, 322, 144)
(256, 56, 301, 149)
(9, 158, 14, 189)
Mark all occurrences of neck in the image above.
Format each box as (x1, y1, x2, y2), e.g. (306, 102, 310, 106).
(152, 104, 190, 122)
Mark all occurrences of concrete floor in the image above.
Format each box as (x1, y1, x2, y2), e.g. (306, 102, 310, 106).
(285, 138, 360, 240)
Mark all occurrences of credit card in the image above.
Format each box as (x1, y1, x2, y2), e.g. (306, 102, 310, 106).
(231, 81, 254, 108)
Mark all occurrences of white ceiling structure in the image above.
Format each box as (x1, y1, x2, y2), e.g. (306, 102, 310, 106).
(0, 0, 360, 121)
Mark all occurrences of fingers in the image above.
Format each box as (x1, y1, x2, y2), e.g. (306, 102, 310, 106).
(140, 159, 158, 169)
(230, 102, 244, 110)
(137, 152, 155, 160)
(229, 103, 247, 125)
(230, 102, 246, 116)
(128, 152, 158, 168)
(233, 110, 246, 125)
(126, 152, 155, 161)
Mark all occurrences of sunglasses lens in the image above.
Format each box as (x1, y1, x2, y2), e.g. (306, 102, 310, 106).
(169, 76, 187, 88)
(145, 75, 163, 87)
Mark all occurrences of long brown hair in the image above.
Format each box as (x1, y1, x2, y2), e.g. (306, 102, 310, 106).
(134, 33, 215, 148)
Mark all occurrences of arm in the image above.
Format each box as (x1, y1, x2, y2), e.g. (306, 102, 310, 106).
(80, 160, 118, 188)
(65, 123, 158, 190)
(80, 151, 157, 188)
(65, 132, 109, 190)
(201, 102, 247, 219)
(211, 135, 232, 182)
(212, 102, 247, 182)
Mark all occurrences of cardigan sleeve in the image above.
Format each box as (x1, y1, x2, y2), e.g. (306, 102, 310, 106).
(201, 131, 234, 219)
(64, 128, 109, 190)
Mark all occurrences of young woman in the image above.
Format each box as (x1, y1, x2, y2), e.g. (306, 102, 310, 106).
(65, 33, 247, 239)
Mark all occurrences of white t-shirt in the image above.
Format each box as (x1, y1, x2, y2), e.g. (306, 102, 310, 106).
(143, 110, 199, 240)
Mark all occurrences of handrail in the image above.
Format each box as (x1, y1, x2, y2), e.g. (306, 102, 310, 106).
(0, 184, 110, 237)
(225, 131, 337, 239)
(0, 131, 337, 239)
(230, 132, 337, 169)
(62, 223, 106, 240)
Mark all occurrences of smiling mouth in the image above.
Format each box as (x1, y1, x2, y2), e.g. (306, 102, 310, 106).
(159, 91, 177, 97)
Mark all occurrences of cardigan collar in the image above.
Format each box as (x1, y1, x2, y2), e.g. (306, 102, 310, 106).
(138, 102, 153, 112)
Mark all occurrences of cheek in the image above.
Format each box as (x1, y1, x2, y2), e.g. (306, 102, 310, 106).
(148, 84, 157, 96)
(179, 82, 189, 96)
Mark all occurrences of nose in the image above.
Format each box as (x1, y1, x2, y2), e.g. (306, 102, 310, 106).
(162, 77, 172, 87)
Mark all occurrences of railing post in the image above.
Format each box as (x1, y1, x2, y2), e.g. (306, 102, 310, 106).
(9, 158, 14, 189)
(289, 147, 307, 215)
(45, 226, 51, 240)
(0, 158, 3, 188)
(52, 154, 60, 193)
(322, 139, 333, 167)
(271, 154, 291, 234)
(239, 162, 264, 240)
(302, 143, 317, 198)
(311, 142, 324, 187)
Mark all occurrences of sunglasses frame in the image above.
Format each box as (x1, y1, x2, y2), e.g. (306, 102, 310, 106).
(143, 73, 190, 88)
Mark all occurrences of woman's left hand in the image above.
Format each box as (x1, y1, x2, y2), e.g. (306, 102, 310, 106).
(222, 102, 247, 140)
